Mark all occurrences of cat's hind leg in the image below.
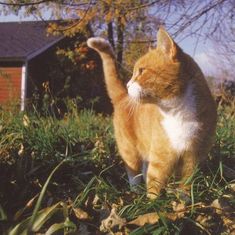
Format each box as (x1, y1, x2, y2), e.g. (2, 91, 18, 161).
(179, 151, 198, 189)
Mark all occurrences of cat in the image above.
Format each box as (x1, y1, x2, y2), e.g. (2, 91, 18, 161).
(87, 27, 217, 199)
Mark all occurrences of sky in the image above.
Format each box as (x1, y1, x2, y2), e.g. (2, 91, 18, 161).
(177, 37, 215, 76)
(0, 13, 216, 76)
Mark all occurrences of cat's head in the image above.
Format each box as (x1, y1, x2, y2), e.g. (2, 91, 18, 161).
(127, 27, 187, 103)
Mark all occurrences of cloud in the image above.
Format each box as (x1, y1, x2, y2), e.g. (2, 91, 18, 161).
(194, 52, 216, 76)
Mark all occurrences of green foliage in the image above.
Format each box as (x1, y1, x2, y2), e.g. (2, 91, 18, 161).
(215, 104, 235, 160)
(0, 102, 234, 234)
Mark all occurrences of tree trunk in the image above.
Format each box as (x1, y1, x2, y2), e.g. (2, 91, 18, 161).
(86, 23, 94, 37)
(116, 16, 124, 68)
(107, 21, 115, 50)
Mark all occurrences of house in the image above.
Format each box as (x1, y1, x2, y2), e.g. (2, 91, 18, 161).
(0, 21, 68, 110)
(0, 20, 112, 114)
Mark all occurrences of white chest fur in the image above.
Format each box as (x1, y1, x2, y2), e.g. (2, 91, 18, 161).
(160, 112, 199, 153)
(159, 83, 200, 153)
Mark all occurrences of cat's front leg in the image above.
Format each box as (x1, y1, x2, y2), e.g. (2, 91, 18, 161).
(146, 155, 177, 199)
(115, 132, 142, 191)
(122, 151, 142, 191)
(123, 156, 142, 191)
(126, 164, 142, 189)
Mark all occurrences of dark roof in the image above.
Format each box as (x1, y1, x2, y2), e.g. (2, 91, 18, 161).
(0, 21, 64, 62)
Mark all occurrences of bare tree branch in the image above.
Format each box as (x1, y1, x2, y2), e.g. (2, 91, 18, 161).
(0, 0, 52, 6)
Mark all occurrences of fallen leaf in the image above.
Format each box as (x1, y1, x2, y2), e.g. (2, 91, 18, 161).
(18, 144, 24, 157)
(172, 201, 186, 218)
(91, 194, 101, 208)
(228, 183, 235, 192)
(222, 216, 235, 234)
(73, 207, 90, 220)
(128, 212, 159, 226)
(211, 198, 233, 215)
(167, 188, 191, 205)
(23, 114, 30, 127)
(196, 214, 214, 228)
(100, 206, 126, 232)
(14, 194, 39, 221)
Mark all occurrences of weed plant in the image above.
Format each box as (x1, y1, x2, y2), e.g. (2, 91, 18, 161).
(0, 100, 234, 234)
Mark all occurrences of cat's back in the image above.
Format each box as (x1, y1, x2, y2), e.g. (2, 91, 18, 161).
(184, 54, 217, 123)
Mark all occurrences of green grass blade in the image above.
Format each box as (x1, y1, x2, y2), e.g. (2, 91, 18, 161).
(45, 222, 65, 235)
(130, 224, 157, 235)
(63, 217, 77, 234)
(73, 176, 97, 207)
(9, 217, 30, 235)
(27, 159, 66, 232)
(31, 204, 62, 231)
(152, 226, 166, 235)
(0, 204, 7, 221)
(9, 204, 61, 235)
(190, 181, 195, 215)
(158, 213, 168, 230)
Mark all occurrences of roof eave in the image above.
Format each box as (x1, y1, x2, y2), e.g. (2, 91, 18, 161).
(0, 57, 26, 62)
(26, 36, 65, 61)
(0, 36, 64, 62)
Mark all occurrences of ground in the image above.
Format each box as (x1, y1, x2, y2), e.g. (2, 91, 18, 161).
(0, 101, 234, 235)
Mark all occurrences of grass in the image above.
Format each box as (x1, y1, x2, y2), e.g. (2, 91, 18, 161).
(0, 101, 234, 235)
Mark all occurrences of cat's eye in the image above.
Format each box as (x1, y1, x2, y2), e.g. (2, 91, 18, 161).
(139, 68, 144, 75)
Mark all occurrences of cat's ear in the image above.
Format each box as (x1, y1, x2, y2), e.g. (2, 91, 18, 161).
(157, 27, 178, 60)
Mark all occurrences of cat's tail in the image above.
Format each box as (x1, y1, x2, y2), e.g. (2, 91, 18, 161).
(87, 37, 127, 104)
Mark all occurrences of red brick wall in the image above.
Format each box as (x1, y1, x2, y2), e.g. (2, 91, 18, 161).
(0, 67, 22, 105)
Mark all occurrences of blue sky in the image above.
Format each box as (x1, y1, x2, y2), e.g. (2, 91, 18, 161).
(0, 13, 216, 76)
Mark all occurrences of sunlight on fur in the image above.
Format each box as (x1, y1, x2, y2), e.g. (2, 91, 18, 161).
(87, 27, 217, 199)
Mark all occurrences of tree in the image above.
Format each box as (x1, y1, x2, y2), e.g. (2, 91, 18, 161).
(0, 0, 162, 67)
(0, 0, 234, 76)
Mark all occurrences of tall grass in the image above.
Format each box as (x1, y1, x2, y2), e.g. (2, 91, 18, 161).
(0, 102, 234, 234)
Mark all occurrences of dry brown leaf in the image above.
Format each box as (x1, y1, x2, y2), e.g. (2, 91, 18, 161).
(100, 206, 126, 232)
(229, 183, 235, 192)
(95, 202, 110, 222)
(172, 201, 186, 218)
(195, 214, 214, 229)
(114, 231, 130, 235)
(91, 194, 101, 207)
(222, 217, 235, 230)
(23, 114, 30, 127)
(211, 198, 233, 215)
(13, 194, 39, 221)
(167, 188, 191, 205)
(128, 212, 159, 226)
(73, 207, 90, 220)
(18, 144, 24, 157)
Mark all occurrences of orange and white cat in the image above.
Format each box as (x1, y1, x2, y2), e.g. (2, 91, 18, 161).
(87, 28, 217, 199)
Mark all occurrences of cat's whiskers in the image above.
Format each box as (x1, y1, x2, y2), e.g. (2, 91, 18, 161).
(119, 85, 140, 118)
(127, 98, 137, 118)
(119, 97, 133, 118)
(126, 97, 140, 119)
(126, 86, 147, 118)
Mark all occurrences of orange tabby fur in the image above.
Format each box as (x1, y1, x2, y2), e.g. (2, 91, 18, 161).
(87, 28, 217, 199)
